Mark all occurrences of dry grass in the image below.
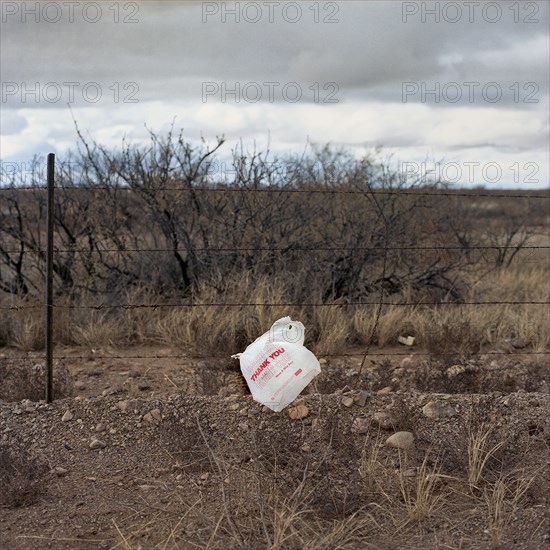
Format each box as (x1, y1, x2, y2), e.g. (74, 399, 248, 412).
(358, 431, 384, 493)
(398, 454, 447, 526)
(467, 422, 507, 490)
(2, 259, 547, 359)
(484, 471, 536, 550)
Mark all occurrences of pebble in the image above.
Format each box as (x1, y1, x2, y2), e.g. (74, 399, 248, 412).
(238, 422, 249, 431)
(422, 401, 456, 419)
(287, 404, 309, 420)
(341, 396, 354, 407)
(377, 386, 392, 396)
(95, 423, 107, 433)
(21, 399, 35, 411)
(86, 368, 103, 377)
(116, 399, 143, 412)
(102, 386, 123, 396)
(74, 381, 86, 391)
(138, 381, 151, 391)
(89, 439, 106, 450)
(372, 411, 397, 430)
(143, 408, 162, 424)
(354, 390, 370, 407)
(351, 417, 369, 434)
(50, 466, 68, 477)
(301, 443, 311, 452)
(386, 431, 414, 450)
(509, 338, 526, 349)
(61, 410, 73, 422)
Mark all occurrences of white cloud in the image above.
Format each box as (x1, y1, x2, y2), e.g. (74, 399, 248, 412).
(0, 1, 548, 188)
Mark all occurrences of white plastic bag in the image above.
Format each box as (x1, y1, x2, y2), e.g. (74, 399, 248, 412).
(232, 316, 321, 412)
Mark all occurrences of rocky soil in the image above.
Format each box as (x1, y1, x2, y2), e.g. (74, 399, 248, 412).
(1, 347, 549, 549)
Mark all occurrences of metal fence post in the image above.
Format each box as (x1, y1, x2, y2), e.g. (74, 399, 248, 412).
(45, 153, 55, 403)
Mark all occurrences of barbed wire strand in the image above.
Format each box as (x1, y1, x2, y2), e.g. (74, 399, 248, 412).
(1, 245, 548, 254)
(2, 300, 549, 311)
(49, 350, 549, 361)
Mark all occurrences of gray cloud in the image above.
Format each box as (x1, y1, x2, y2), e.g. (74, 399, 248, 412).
(2, 1, 548, 106)
(0, 1, 548, 187)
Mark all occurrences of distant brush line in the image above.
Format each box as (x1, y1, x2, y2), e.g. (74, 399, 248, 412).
(0, 185, 548, 200)
(3, 245, 548, 254)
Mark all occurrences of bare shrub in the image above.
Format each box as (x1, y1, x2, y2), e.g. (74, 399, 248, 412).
(0, 441, 48, 508)
(0, 358, 73, 402)
(1, 131, 547, 359)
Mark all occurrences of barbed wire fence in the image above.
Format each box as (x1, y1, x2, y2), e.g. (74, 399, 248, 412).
(1, 156, 549, 400)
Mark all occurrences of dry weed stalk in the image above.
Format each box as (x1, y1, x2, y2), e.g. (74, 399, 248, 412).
(467, 422, 506, 489)
(485, 470, 535, 550)
(398, 453, 447, 526)
(358, 431, 384, 493)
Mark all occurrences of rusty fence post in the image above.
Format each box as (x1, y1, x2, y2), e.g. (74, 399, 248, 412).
(45, 153, 55, 403)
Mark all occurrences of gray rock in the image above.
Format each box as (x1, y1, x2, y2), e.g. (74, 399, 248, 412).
(143, 408, 162, 424)
(287, 404, 309, 420)
(386, 431, 414, 450)
(89, 438, 107, 450)
(422, 401, 456, 419)
(86, 368, 103, 377)
(509, 338, 526, 349)
(341, 396, 354, 407)
(351, 417, 369, 434)
(50, 466, 68, 477)
(373, 411, 397, 430)
(102, 385, 124, 396)
(354, 390, 370, 407)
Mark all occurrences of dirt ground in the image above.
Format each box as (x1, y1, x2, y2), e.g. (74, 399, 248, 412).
(1, 346, 549, 550)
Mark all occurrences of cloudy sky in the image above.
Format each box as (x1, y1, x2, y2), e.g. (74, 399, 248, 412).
(1, 0, 548, 187)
